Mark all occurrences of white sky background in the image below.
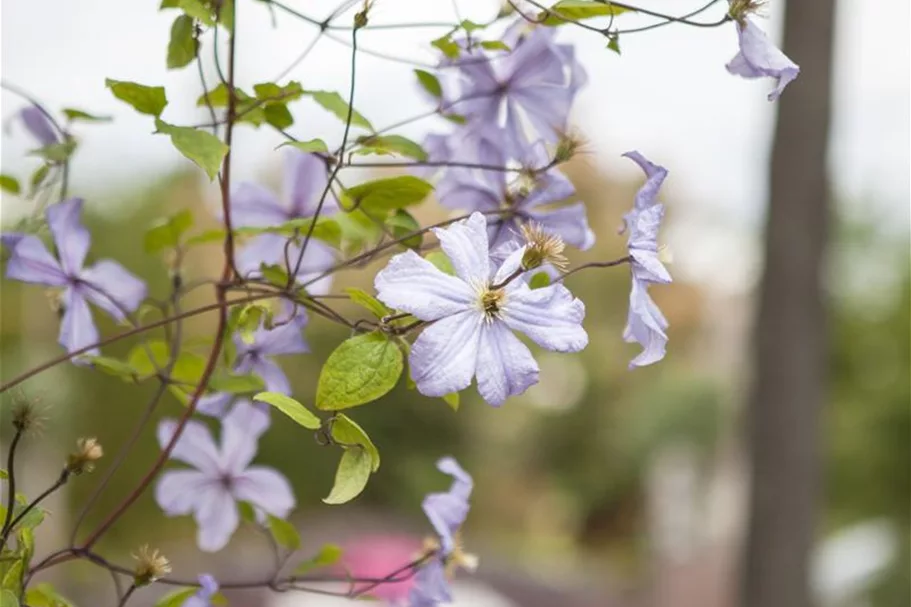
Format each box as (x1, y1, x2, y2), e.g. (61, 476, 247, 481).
(0, 0, 908, 293)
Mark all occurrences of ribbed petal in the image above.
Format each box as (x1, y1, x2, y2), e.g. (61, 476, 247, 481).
(59, 289, 100, 356)
(409, 310, 483, 397)
(501, 282, 587, 352)
(195, 486, 239, 552)
(79, 260, 147, 320)
(155, 469, 210, 516)
(46, 198, 90, 276)
(232, 467, 295, 518)
(221, 399, 270, 473)
(230, 182, 288, 228)
(622, 151, 668, 213)
(433, 212, 491, 284)
(1, 234, 67, 286)
(283, 151, 335, 217)
(475, 320, 539, 406)
(624, 278, 669, 368)
(20, 106, 59, 145)
(726, 19, 800, 101)
(374, 250, 474, 321)
(157, 419, 221, 475)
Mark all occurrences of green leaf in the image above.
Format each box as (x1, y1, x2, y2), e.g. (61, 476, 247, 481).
(152, 587, 196, 607)
(236, 304, 266, 344)
(144, 209, 194, 253)
(237, 501, 256, 523)
(263, 103, 294, 130)
(217, 0, 234, 30)
(344, 288, 391, 319)
(443, 112, 467, 125)
(0, 176, 20, 195)
(529, 272, 551, 289)
(259, 263, 290, 288)
(25, 583, 74, 607)
(460, 19, 485, 32)
(88, 356, 139, 379)
(293, 543, 343, 575)
(18, 527, 35, 566)
(266, 514, 301, 550)
(2, 560, 22, 594)
(196, 82, 232, 107)
(0, 590, 18, 607)
(539, 0, 632, 25)
(178, 0, 215, 25)
(29, 141, 76, 163)
(61, 108, 112, 122)
(331, 414, 380, 470)
(254, 392, 322, 430)
(414, 69, 442, 98)
(253, 81, 303, 102)
(29, 165, 50, 194)
(0, 470, 7, 480)
(385, 209, 422, 249)
(480, 40, 510, 51)
(425, 251, 455, 275)
(345, 176, 433, 213)
(128, 341, 206, 395)
(442, 392, 460, 411)
(316, 332, 404, 410)
(154, 119, 228, 180)
(323, 446, 372, 504)
(105, 79, 168, 117)
(353, 134, 427, 161)
(607, 33, 621, 55)
(167, 15, 198, 69)
(279, 139, 329, 154)
(431, 34, 460, 59)
(305, 90, 373, 130)
(186, 217, 341, 249)
(209, 372, 264, 394)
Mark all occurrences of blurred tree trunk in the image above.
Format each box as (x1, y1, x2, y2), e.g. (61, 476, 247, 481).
(741, 2, 838, 607)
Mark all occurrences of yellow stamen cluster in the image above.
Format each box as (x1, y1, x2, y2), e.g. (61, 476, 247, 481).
(66, 438, 103, 475)
(132, 545, 171, 587)
(480, 287, 507, 318)
(520, 223, 568, 271)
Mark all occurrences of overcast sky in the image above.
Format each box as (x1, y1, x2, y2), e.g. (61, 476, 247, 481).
(2, 0, 908, 291)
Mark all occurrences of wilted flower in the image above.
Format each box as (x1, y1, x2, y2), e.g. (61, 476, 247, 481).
(183, 574, 219, 607)
(132, 545, 171, 586)
(375, 213, 587, 406)
(66, 437, 103, 474)
(621, 151, 672, 368)
(1, 198, 147, 356)
(155, 400, 295, 551)
(725, 7, 799, 101)
(230, 151, 337, 293)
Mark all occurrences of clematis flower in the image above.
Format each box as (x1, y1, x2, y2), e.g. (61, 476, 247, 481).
(230, 151, 336, 293)
(19, 106, 59, 146)
(725, 9, 799, 101)
(437, 136, 594, 253)
(620, 151, 672, 368)
(375, 212, 587, 406)
(183, 575, 218, 607)
(1, 198, 146, 356)
(408, 457, 476, 607)
(234, 304, 309, 395)
(444, 20, 584, 150)
(155, 399, 295, 552)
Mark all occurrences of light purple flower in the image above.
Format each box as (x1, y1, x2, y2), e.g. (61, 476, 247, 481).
(155, 399, 295, 552)
(438, 137, 594, 252)
(231, 151, 336, 293)
(182, 575, 218, 607)
(234, 304, 309, 395)
(408, 457, 475, 607)
(726, 17, 799, 101)
(19, 106, 59, 146)
(444, 20, 584, 150)
(374, 212, 587, 406)
(620, 151, 672, 368)
(1, 198, 146, 356)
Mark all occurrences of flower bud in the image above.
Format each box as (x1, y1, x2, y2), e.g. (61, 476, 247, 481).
(66, 438, 103, 475)
(132, 545, 171, 587)
(520, 224, 567, 271)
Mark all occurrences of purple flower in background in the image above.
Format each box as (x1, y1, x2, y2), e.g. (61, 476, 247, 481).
(444, 20, 584, 150)
(1, 198, 146, 356)
(408, 457, 476, 607)
(438, 136, 594, 252)
(234, 304, 309, 395)
(182, 575, 218, 607)
(726, 16, 799, 101)
(621, 152, 672, 368)
(19, 106, 59, 146)
(374, 212, 587, 406)
(230, 151, 336, 293)
(155, 399, 295, 552)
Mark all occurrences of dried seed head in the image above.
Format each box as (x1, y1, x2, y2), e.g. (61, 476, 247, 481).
(132, 545, 171, 587)
(554, 130, 588, 164)
(520, 223, 567, 271)
(66, 437, 103, 475)
(11, 394, 44, 435)
(729, 0, 767, 23)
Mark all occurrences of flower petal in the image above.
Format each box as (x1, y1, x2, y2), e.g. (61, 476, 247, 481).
(46, 198, 90, 276)
(220, 399, 270, 473)
(19, 106, 59, 145)
(232, 467, 296, 518)
(236, 355, 291, 395)
(624, 278, 669, 368)
(79, 260, 147, 320)
(374, 250, 474, 321)
(236, 234, 336, 294)
(197, 392, 233, 418)
(491, 244, 526, 285)
(195, 486, 239, 552)
(1, 234, 66, 286)
(157, 419, 221, 474)
(433, 212, 491, 284)
(727, 19, 800, 101)
(475, 321, 539, 406)
(423, 457, 473, 554)
(501, 282, 587, 352)
(283, 151, 336, 217)
(409, 559, 452, 607)
(155, 469, 210, 516)
(410, 310, 483, 397)
(59, 289, 100, 356)
(526, 203, 595, 251)
(622, 151, 668, 213)
(230, 182, 288, 228)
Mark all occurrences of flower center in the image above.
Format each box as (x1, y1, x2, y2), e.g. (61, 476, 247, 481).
(479, 287, 506, 319)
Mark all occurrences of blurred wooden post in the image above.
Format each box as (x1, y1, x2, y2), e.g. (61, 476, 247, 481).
(741, 1, 838, 607)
